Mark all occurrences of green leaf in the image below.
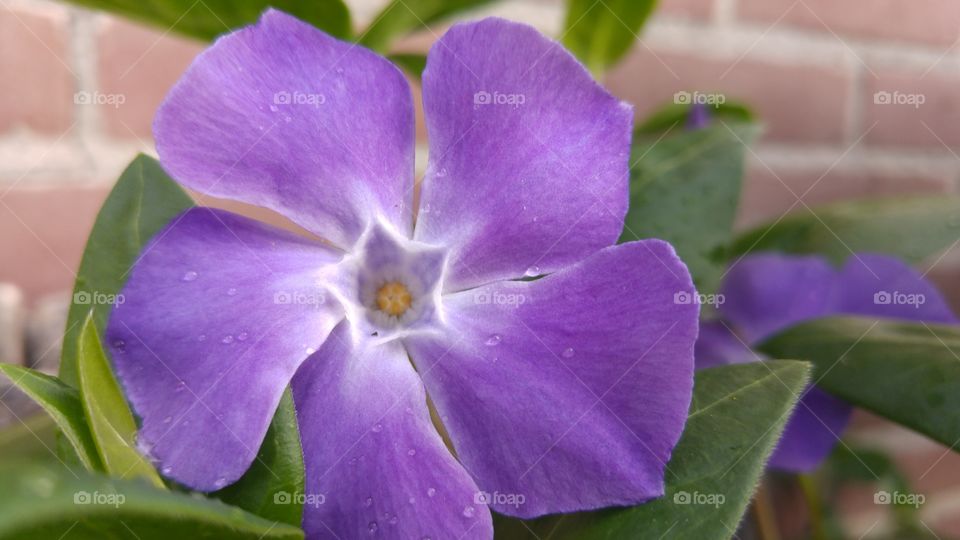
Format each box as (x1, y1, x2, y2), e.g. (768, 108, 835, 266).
(635, 101, 756, 135)
(213, 389, 305, 526)
(621, 122, 758, 294)
(389, 53, 427, 78)
(60, 154, 194, 388)
(728, 196, 960, 265)
(60, 0, 351, 41)
(0, 365, 100, 471)
(0, 460, 304, 539)
(497, 361, 811, 539)
(77, 313, 163, 488)
(759, 317, 960, 450)
(360, 0, 495, 52)
(562, 0, 658, 75)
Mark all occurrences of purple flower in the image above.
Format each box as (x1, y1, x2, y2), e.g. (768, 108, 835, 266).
(697, 252, 957, 472)
(105, 11, 700, 538)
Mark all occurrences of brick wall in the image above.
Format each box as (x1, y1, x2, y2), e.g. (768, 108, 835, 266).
(1, 0, 959, 536)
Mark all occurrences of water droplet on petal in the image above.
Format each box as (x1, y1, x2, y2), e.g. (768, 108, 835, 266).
(161, 466, 173, 475)
(305, 347, 316, 355)
(427, 487, 436, 497)
(561, 347, 575, 358)
(408, 496, 416, 504)
(462, 506, 475, 518)
(213, 477, 227, 489)
(269, 105, 279, 112)
(162, 416, 172, 424)
(524, 266, 540, 277)
(198, 334, 207, 342)
(407, 449, 416, 456)
(226, 288, 237, 296)
(364, 496, 373, 507)
(388, 515, 398, 525)
(484, 334, 502, 346)
(221, 335, 234, 344)
(237, 332, 249, 342)
(368, 521, 378, 534)
(112, 339, 126, 353)
(181, 271, 198, 282)
(371, 423, 382, 433)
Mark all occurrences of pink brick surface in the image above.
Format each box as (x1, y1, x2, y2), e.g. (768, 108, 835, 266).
(0, 6, 72, 134)
(657, 0, 713, 20)
(863, 68, 960, 149)
(97, 19, 202, 139)
(606, 49, 851, 144)
(738, 0, 960, 47)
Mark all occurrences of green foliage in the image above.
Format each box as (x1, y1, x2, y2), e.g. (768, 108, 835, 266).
(360, 0, 495, 51)
(563, 0, 658, 75)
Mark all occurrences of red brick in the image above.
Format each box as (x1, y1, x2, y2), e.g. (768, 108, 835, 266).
(658, 0, 713, 20)
(0, 6, 73, 134)
(0, 186, 109, 303)
(735, 166, 952, 229)
(605, 49, 851, 144)
(738, 0, 960, 48)
(863, 69, 960, 149)
(97, 18, 202, 139)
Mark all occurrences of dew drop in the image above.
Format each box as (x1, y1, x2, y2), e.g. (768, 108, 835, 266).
(198, 334, 207, 342)
(226, 288, 237, 296)
(112, 339, 126, 353)
(162, 416, 172, 424)
(368, 521, 378, 534)
(484, 334, 502, 347)
(371, 423, 383, 433)
(364, 496, 373, 507)
(524, 266, 540, 277)
(561, 347, 575, 358)
(181, 271, 198, 282)
(427, 487, 436, 497)
(269, 105, 279, 112)
(388, 515, 398, 525)
(221, 335, 234, 344)
(462, 506, 475, 518)
(305, 347, 316, 355)
(237, 332, 249, 342)
(408, 496, 416, 504)
(213, 477, 227, 489)
(161, 466, 173, 475)
(407, 448, 416, 456)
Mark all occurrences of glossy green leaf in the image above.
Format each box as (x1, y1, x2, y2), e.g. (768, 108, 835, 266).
(728, 196, 960, 265)
(760, 317, 960, 450)
(562, 0, 658, 75)
(497, 361, 811, 539)
(0, 365, 100, 471)
(213, 389, 305, 526)
(77, 313, 163, 487)
(359, 0, 495, 52)
(621, 122, 758, 294)
(60, 154, 194, 388)
(61, 0, 351, 41)
(0, 460, 304, 539)
(635, 101, 756, 135)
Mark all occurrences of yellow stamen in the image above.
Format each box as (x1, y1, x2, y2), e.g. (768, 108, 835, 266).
(376, 281, 412, 316)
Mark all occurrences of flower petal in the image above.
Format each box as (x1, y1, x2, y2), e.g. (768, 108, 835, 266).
(768, 387, 853, 472)
(838, 253, 957, 323)
(694, 320, 756, 370)
(292, 322, 492, 539)
(415, 18, 632, 291)
(404, 240, 698, 517)
(155, 9, 414, 249)
(105, 208, 343, 490)
(720, 254, 841, 343)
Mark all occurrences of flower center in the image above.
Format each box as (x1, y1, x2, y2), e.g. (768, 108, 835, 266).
(375, 281, 412, 316)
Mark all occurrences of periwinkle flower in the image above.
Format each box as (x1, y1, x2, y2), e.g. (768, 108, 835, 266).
(105, 10, 700, 538)
(697, 252, 957, 472)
